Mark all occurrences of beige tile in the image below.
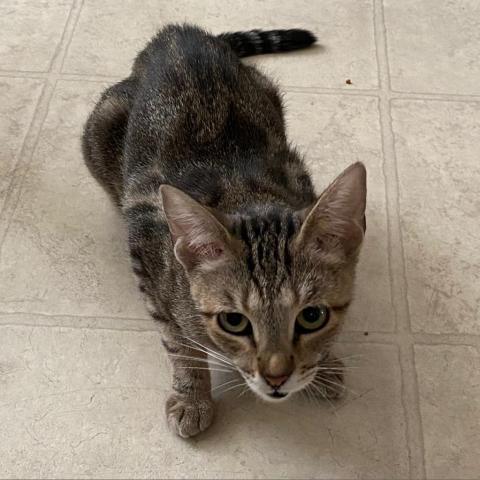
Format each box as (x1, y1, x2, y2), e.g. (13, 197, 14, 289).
(286, 92, 393, 332)
(392, 100, 480, 334)
(0, 80, 147, 319)
(415, 344, 480, 479)
(384, 0, 480, 94)
(0, 78, 44, 211)
(63, 0, 378, 89)
(0, 0, 73, 72)
(0, 324, 408, 479)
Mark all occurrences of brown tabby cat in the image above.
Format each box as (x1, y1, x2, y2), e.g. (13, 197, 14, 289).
(82, 24, 367, 438)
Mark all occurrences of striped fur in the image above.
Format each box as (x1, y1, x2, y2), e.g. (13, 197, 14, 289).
(218, 29, 316, 57)
(82, 24, 365, 437)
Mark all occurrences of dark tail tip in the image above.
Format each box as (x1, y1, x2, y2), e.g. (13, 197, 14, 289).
(287, 29, 317, 49)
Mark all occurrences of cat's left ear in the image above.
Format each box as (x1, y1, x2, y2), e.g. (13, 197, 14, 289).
(160, 185, 234, 271)
(294, 162, 367, 260)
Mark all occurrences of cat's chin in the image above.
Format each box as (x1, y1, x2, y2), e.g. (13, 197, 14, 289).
(252, 390, 291, 403)
(266, 391, 290, 402)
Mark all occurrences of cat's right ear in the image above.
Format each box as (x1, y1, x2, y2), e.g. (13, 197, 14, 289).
(160, 185, 234, 272)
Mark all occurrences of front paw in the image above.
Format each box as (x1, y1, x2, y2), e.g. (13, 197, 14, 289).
(165, 393, 215, 438)
(313, 357, 346, 400)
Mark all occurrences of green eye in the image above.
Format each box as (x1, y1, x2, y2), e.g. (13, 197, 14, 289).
(218, 312, 251, 335)
(296, 306, 330, 333)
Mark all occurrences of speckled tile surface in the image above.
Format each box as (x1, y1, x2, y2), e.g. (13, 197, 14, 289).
(0, 1, 478, 478)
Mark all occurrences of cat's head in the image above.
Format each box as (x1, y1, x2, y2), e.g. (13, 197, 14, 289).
(160, 162, 366, 401)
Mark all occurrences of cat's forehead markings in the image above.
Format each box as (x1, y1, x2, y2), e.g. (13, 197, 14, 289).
(246, 286, 262, 310)
(278, 287, 296, 308)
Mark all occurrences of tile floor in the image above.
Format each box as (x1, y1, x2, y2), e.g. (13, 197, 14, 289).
(0, 0, 479, 478)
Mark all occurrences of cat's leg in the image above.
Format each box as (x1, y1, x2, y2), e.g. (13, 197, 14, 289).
(161, 333, 215, 438)
(313, 352, 346, 400)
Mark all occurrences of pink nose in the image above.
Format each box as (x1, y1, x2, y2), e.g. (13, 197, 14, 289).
(264, 374, 290, 388)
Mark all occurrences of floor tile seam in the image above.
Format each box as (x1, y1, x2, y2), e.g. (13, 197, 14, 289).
(47, 0, 82, 73)
(0, 0, 86, 261)
(0, 79, 58, 260)
(0, 310, 150, 324)
(2, 311, 479, 344)
(2, 72, 480, 103)
(56, 0, 86, 74)
(374, 1, 427, 478)
(398, 342, 428, 479)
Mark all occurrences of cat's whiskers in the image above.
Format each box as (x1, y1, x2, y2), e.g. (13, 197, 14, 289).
(216, 381, 246, 396)
(308, 382, 339, 416)
(168, 334, 235, 368)
(315, 365, 359, 371)
(211, 378, 240, 392)
(304, 384, 327, 411)
(311, 374, 358, 397)
(165, 353, 235, 370)
(184, 335, 235, 366)
(177, 366, 233, 373)
(237, 385, 251, 398)
(329, 353, 365, 363)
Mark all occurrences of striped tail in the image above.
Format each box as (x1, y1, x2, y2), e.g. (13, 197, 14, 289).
(218, 29, 317, 58)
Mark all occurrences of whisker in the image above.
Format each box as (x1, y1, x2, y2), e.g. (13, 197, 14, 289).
(316, 365, 360, 371)
(165, 353, 235, 370)
(308, 382, 339, 416)
(237, 385, 251, 398)
(169, 338, 234, 368)
(312, 376, 358, 397)
(211, 378, 240, 392)
(330, 354, 365, 362)
(305, 384, 325, 410)
(217, 382, 246, 396)
(177, 366, 233, 373)
(184, 336, 234, 366)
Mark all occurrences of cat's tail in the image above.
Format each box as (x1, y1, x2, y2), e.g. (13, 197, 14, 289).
(218, 29, 317, 58)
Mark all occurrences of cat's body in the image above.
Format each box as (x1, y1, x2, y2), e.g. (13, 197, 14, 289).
(83, 24, 366, 438)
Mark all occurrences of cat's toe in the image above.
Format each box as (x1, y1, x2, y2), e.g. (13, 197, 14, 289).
(165, 393, 215, 438)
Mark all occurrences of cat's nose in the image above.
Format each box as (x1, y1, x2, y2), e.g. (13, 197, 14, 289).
(262, 352, 294, 387)
(264, 373, 290, 388)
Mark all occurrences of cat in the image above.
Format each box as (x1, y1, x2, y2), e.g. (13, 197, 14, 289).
(82, 24, 367, 438)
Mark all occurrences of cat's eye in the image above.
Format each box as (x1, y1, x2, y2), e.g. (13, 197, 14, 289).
(217, 312, 251, 335)
(295, 306, 330, 334)
(217, 312, 252, 335)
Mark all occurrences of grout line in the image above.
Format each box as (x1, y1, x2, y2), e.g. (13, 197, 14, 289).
(0, 71, 47, 79)
(373, 0, 427, 478)
(0, 0, 86, 260)
(0, 79, 57, 250)
(57, 0, 86, 73)
(399, 343, 428, 479)
(47, 0, 82, 72)
(1, 310, 479, 346)
(0, 310, 150, 323)
(0, 322, 158, 333)
(2, 70, 480, 104)
(391, 88, 480, 99)
(340, 330, 480, 347)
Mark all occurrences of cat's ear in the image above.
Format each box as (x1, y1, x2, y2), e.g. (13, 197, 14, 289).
(160, 185, 233, 271)
(295, 162, 367, 259)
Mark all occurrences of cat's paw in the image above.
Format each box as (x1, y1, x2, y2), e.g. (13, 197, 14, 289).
(165, 393, 215, 438)
(313, 358, 346, 400)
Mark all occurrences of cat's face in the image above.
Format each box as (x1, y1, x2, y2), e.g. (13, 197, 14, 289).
(161, 162, 366, 401)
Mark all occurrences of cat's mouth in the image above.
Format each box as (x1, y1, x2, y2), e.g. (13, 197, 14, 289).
(268, 391, 288, 399)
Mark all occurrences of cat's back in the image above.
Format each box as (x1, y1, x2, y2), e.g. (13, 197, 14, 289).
(125, 24, 285, 176)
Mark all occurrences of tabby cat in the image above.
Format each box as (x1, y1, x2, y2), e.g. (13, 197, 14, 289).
(82, 24, 367, 438)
